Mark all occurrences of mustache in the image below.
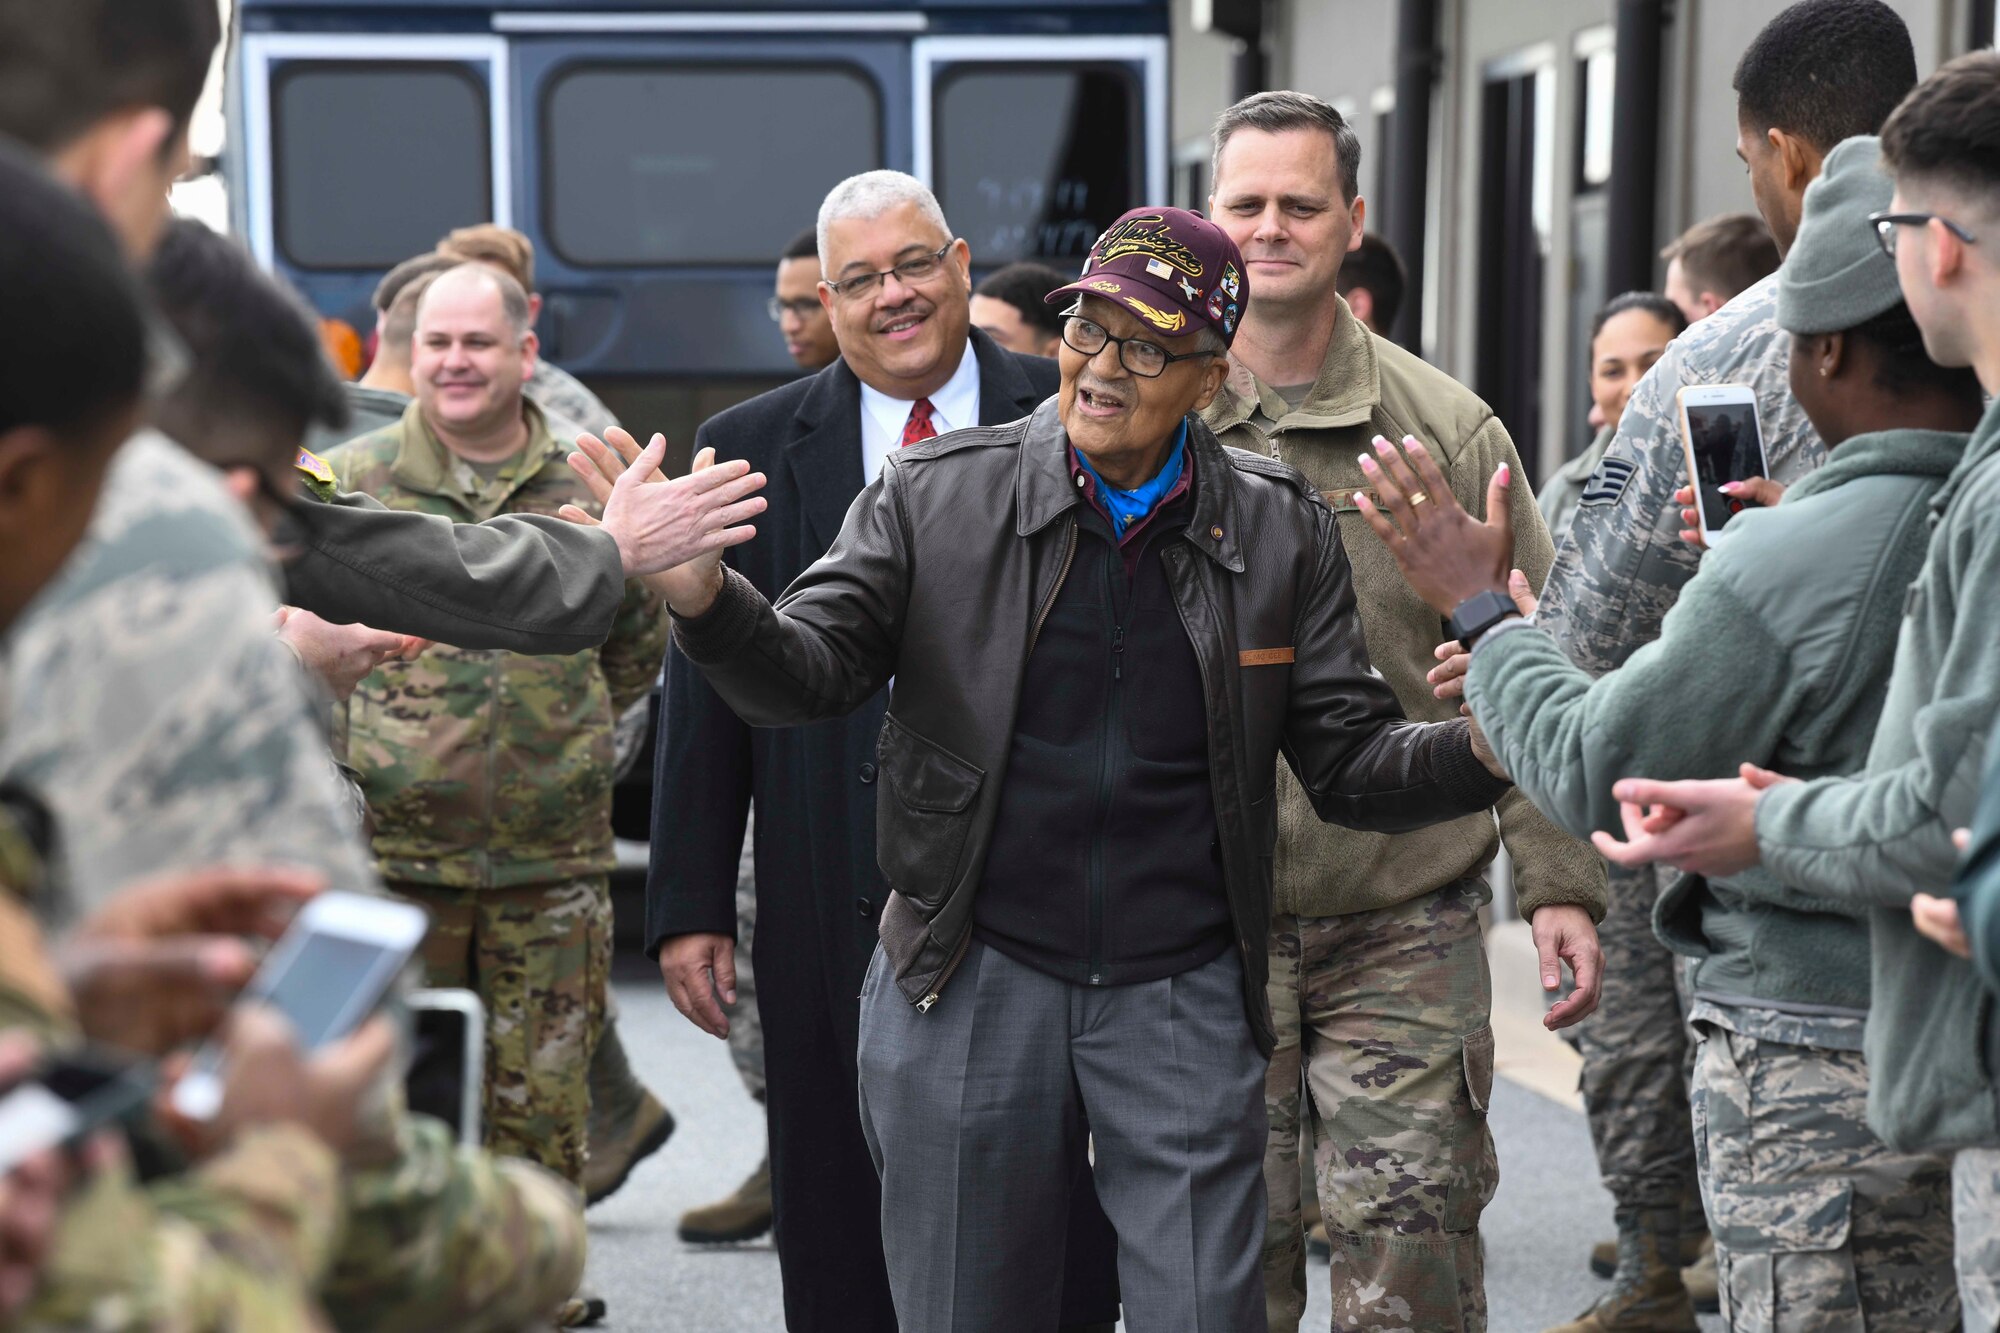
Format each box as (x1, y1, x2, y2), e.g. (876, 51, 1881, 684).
(871, 299, 934, 333)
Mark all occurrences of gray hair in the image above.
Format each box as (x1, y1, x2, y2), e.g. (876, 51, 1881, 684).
(1212, 90, 1362, 204)
(419, 262, 533, 339)
(816, 170, 951, 272)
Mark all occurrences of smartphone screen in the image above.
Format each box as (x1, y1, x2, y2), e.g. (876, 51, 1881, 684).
(1684, 400, 1767, 534)
(251, 931, 406, 1048)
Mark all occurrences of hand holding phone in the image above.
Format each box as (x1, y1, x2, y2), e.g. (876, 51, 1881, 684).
(162, 1007, 398, 1163)
(170, 891, 425, 1123)
(1676, 385, 1772, 544)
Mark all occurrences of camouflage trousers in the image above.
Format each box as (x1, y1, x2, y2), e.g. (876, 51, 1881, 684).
(1954, 1147, 2000, 1330)
(1574, 863, 1699, 1212)
(1263, 880, 1499, 1332)
(322, 1107, 588, 1332)
(1689, 1017, 1958, 1331)
(728, 814, 765, 1103)
(395, 876, 612, 1186)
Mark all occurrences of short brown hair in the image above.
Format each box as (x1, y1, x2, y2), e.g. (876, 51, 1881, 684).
(1660, 213, 1780, 305)
(1881, 51, 2000, 203)
(438, 223, 537, 293)
(372, 251, 455, 314)
(380, 270, 441, 352)
(1212, 90, 1362, 204)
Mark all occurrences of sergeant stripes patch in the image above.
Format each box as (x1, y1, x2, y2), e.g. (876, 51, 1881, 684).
(1578, 456, 1636, 507)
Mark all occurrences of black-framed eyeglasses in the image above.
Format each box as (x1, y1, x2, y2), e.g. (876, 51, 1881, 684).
(766, 296, 820, 323)
(1060, 315, 1216, 379)
(823, 242, 956, 302)
(1869, 210, 1979, 258)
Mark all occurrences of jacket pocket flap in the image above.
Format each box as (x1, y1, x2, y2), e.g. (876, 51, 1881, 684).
(878, 715, 984, 813)
(1710, 1176, 1853, 1254)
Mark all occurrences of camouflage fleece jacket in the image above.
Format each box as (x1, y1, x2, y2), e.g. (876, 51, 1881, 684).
(326, 399, 667, 889)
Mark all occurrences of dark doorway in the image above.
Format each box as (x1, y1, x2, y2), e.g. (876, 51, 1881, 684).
(1475, 69, 1547, 487)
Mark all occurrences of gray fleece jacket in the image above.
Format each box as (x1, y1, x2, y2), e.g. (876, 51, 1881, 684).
(1751, 395, 2000, 1151)
(1466, 430, 1967, 1022)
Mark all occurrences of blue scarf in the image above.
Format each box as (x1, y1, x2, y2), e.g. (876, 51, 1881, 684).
(1076, 420, 1189, 538)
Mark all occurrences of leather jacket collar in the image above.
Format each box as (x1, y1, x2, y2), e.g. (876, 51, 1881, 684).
(1013, 399, 1247, 573)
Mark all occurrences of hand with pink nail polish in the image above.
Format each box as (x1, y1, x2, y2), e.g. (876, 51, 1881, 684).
(1351, 433, 1516, 615)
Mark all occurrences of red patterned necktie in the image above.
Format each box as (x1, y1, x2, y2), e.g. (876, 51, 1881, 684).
(900, 398, 937, 447)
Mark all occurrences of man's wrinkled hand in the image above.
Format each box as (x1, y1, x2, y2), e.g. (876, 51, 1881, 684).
(1429, 570, 1538, 703)
(1533, 904, 1602, 1029)
(1590, 765, 1776, 877)
(275, 607, 410, 700)
(658, 933, 737, 1040)
(562, 434, 767, 587)
(1353, 435, 1514, 615)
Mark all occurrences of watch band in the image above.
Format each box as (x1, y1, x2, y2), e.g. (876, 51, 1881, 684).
(1447, 588, 1521, 649)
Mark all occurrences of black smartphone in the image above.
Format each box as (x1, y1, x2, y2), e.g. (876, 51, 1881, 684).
(0, 1049, 157, 1174)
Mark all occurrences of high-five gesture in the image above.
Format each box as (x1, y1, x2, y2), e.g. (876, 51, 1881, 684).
(561, 427, 768, 593)
(1353, 434, 1514, 615)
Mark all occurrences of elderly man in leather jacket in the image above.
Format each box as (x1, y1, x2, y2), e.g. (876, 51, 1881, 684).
(650, 207, 1515, 1331)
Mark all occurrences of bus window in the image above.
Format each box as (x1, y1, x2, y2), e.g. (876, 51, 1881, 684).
(274, 63, 491, 269)
(933, 64, 1140, 267)
(543, 65, 882, 266)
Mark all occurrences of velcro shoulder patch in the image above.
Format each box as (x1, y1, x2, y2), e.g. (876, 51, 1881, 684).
(1578, 456, 1636, 508)
(295, 447, 336, 485)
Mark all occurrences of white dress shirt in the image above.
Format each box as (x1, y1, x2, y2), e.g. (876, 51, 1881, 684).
(856, 338, 982, 485)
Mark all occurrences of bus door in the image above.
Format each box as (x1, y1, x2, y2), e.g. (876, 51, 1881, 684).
(912, 34, 1167, 280)
(506, 21, 911, 437)
(236, 31, 510, 334)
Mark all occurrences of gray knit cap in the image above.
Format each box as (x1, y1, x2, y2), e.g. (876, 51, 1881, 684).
(1778, 135, 1902, 335)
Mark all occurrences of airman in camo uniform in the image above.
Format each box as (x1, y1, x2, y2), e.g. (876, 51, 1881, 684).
(1530, 6, 1925, 1326)
(327, 264, 668, 1187)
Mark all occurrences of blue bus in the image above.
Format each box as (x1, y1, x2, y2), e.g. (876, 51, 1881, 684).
(227, 0, 1170, 438)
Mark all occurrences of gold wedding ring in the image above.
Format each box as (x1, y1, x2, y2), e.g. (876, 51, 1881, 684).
(1409, 491, 1430, 506)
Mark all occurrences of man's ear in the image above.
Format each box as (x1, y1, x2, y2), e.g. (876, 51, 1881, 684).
(1769, 127, 1820, 194)
(527, 292, 544, 325)
(1347, 198, 1366, 249)
(1698, 291, 1726, 319)
(1191, 353, 1232, 412)
(951, 237, 973, 292)
(1820, 331, 1847, 380)
(520, 329, 541, 377)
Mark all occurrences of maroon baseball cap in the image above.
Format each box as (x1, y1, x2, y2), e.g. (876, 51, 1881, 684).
(1044, 206, 1248, 347)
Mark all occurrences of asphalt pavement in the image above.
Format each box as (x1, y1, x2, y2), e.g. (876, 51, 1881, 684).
(586, 947, 1722, 1332)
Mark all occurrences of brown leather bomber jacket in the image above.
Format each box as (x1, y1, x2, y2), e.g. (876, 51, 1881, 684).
(672, 400, 1509, 1054)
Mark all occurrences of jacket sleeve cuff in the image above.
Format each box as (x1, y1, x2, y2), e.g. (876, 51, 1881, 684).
(670, 566, 764, 666)
(1434, 717, 1513, 812)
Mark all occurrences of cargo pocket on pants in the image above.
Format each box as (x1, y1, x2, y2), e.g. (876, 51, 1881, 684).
(1709, 1176, 1861, 1332)
(1443, 1024, 1499, 1232)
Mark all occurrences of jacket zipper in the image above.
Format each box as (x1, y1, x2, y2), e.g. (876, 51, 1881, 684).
(1088, 554, 1127, 987)
(922, 517, 1076, 1015)
(917, 928, 973, 1012)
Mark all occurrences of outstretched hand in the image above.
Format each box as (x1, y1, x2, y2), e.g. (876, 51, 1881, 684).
(1429, 570, 1538, 704)
(1352, 435, 1513, 615)
(562, 429, 767, 593)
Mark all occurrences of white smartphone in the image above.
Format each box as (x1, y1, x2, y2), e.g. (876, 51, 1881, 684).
(1677, 384, 1770, 544)
(171, 890, 428, 1121)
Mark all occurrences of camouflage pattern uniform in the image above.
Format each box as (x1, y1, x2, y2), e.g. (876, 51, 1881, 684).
(1535, 271, 1826, 1219)
(0, 793, 345, 1332)
(1954, 1149, 2000, 1330)
(1206, 302, 1606, 1332)
(0, 430, 587, 1328)
(1687, 1004, 1958, 1330)
(729, 813, 765, 1102)
(327, 399, 668, 1186)
(1266, 881, 1499, 1329)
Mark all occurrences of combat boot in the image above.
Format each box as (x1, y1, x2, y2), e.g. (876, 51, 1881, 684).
(584, 1019, 677, 1205)
(1681, 1235, 1719, 1314)
(1548, 1208, 1698, 1333)
(583, 1088, 675, 1206)
(554, 1290, 607, 1327)
(678, 1155, 774, 1243)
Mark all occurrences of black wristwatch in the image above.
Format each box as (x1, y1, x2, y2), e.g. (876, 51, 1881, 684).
(1447, 588, 1522, 648)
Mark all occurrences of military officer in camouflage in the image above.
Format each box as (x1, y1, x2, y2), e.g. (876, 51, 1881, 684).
(1528, 5, 1918, 1327)
(327, 262, 671, 1187)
